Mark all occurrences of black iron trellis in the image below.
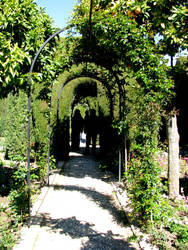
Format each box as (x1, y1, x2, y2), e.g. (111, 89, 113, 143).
(26, 0, 94, 222)
(26, 0, 95, 224)
(27, 26, 71, 221)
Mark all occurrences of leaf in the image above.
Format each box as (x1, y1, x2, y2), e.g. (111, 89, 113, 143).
(9, 67, 15, 77)
(5, 75, 10, 84)
(26, 56, 32, 65)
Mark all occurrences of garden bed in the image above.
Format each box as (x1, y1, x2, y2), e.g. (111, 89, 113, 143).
(156, 151, 188, 197)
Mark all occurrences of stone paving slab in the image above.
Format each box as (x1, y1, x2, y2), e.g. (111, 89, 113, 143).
(13, 152, 140, 250)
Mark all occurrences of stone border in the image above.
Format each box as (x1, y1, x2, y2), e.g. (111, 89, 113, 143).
(110, 181, 158, 250)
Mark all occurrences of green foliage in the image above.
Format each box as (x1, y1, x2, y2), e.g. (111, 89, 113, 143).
(151, 219, 188, 249)
(128, 234, 139, 243)
(12, 165, 27, 189)
(8, 164, 28, 217)
(0, 99, 8, 136)
(0, 193, 22, 249)
(35, 153, 48, 185)
(51, 62, 112, 122)
(9, 187, 29, 218)
(3, 91, 28, 159)
(32, 84, 49, 156)
(0, 0, 58, 97)
(71, 0, 175, 97)
(125, 78, 163, 151)
(8, 153, 50, 218)
(151, 229, 168, 249)
(3, 86, 50, 161)
(2, 90, 41, 160)
(0, 226, 17, 250)
(126, 153, 163, 223)
(168, 221, 188, 249)
(120, 75, 171, 225)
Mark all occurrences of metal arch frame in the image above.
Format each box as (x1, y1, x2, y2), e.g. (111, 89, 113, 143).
(56, 72, 125, 183)
(56, 73, 114, 120)
(27, 26, 71, 220)
(26, 0, 93, 222)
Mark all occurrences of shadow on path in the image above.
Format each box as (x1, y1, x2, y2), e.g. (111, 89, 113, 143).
(51, 183, 127, 225)
(30, 214, 136, 250)
(62, 154, 107, 180)
(16, 153, 138, 250)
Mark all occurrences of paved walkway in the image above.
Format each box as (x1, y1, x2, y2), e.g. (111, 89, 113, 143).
(13, 152, 140, 250)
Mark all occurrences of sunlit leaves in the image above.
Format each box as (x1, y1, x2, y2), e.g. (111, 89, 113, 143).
(0, 0, 57, 97)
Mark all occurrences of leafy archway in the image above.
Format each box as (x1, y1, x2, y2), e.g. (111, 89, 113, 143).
(51, 70, 115, 159)
(56, 73, 114, 119)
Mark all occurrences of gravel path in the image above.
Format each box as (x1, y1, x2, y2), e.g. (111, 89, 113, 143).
(13, 152, 139, 250)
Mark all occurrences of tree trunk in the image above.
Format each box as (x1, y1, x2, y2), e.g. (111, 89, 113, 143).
(167, 114, 180, 198)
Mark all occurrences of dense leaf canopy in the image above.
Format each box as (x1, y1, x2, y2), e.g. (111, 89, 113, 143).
(0, 0, 58, 97)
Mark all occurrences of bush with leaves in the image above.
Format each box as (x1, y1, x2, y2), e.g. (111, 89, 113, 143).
(125, 152, 168, 223)
(3, 91, 30, 160)
(3, 83, 53, 161)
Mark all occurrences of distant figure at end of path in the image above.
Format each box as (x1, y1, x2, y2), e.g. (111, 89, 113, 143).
(84, 109, 98, 154)
(71, 109, 83, 151)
